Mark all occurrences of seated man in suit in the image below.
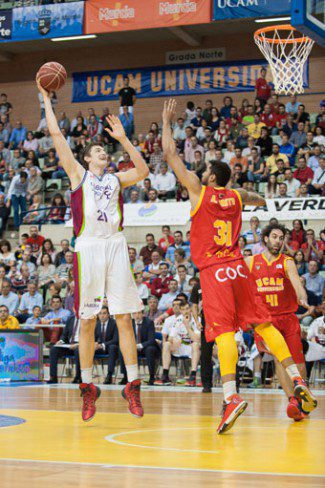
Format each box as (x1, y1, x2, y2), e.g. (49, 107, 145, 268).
(119, 310, 160, 385)
(95, 305, 119, 384)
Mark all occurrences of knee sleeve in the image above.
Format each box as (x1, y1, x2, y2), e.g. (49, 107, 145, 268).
(215, 332, 238, 376)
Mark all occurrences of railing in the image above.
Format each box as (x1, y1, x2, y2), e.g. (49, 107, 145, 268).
(20, 205, 70, 226)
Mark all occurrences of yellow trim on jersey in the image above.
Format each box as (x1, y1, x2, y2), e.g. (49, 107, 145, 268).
(261, 253, 282, 266)
(190, 185, 206, 217)
(283, 256, 293, 278)
(232, 189, 243, 210)
(248, 255, 255, 272)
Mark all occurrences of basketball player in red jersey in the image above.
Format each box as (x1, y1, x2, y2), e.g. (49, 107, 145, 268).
(162, 99, 317, 434)
(246, 223, 310, 421)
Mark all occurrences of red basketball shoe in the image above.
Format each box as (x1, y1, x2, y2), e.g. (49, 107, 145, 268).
(122, 379, 144, 418)
(217, 394, 248, 434)
(287, 396, 305, 422)
(293, 377, 317, 413)
(79, 383, 101, 422)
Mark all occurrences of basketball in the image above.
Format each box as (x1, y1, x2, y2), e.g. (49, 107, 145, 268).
(37, 62, 67, 92)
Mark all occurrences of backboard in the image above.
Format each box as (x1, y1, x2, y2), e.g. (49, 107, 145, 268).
(291, 0, 325, 46)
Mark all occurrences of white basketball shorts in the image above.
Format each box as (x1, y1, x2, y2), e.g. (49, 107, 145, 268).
(73, 233, 143, 319)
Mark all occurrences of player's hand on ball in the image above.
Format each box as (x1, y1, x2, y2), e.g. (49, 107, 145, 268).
(36, 75, 50, 99)
(162, 98, 177, 124)
(105, 115, 126, 141)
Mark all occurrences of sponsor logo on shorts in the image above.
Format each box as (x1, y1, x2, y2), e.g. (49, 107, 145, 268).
(276, 264, 283, 269)
(94, 296, 102, 303)
(215, 264, 247, 282)
(84, 303, 99, 308)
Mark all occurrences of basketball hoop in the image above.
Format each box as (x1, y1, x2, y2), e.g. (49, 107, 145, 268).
(254, 24, 314, 95)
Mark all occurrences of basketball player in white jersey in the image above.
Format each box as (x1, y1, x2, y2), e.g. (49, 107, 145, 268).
(37, 79, 149, 421)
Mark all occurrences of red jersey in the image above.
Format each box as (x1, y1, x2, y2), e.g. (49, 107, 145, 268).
(260, 112, 276, 128)
(190, 186, 242, 271)
(249, 253, 298, 315)
(26, 235, 45, 254)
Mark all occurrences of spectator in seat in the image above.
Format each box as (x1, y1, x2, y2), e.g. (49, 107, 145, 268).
(150, 142, 164, 174)
(0, 278, 19, 315)
(247, 114, 265, 140)
(282, 113, 297, 138)
(174, 264, 192, 295)
(11, 263, 32, 296)
(0, 194, 10, 238)
(0, 239, 15, 269)
(0, 304, 19, 329)
(23, 194, 47, 225)
(296, 277, 319, 328)
(37, 238, 56, 266)
(95, 306, 119, 385)
(286, 94, 300, 114)
(0, 122, 9, 146)
(158, 225, 174, 253)
(297, 183, 310, 198)
(300, 131, 317, 155)
(140, 233, 164, 266)
(214, 119, 229, 147)
(290, 122, 307, 149)
(201, 99, 212, 124)
(145, 295, 160, 322)
(307, 145, 322, 173)
(314, 126, 325, 146)
(128, 247, 144, 274)
(22, 131, 39, 155)
(119, 310, 160, 386)
(38, 128, 53, 155)
(27, 166, 44, 202)
(10, 148, 25, 170)
(293, 156, 314, 185)
(255, 68, 271, 108)
(7, 170, 28, 229)
(220, 96, 233, 119)
(9, 121, 27, 150)
(291, 219, 306, 247)
(274, 159, 287, 183)
(166, 230, 191, 263)
(42, 148, 58, 180)
(280, 133, 295, 166)
(236, 127, 249, 149)
(135, 272, 149, 304)
(284, 168, 300, 197)
(173, 117, 186, 145)
(54, 250, 73, 288)
(295, 104, 310, 124)
(276, 182, 289, 198)
(26, 225, 45, 255)
(265, 144, 289, 176)
(117, 151, 135, 172)
(184, 136, 204, 167)
(256, 126, 273, 158)
(232, 163, 248, 188)
(301, 229, 325, 263)
(54, 239, 70, 267)
(247, 147, 265, 182)
(230, 147, 248, 173)
(294, 250, 308, 276)
(17, 250, 36, 275)
(119, 105, 134, 139)
(41, 294, 71, 344)
(309, 156, 325, 195)
(243, 217, 261, 251)
(143, 250, 163, 281)
(17, 281, 43, 323)
(170, 247, 194, 276)
(47, 193, 66, 224)
(260, 105, 276, 131)
(282, 229, 300, 257)
(158, 279, 179, 312)
(190, 106, 203, 128)
(151, 262, 172, 299)
(25, 305, 42, 326)
(307, 315, 325, 346)
(155, 163, 176, 200)
(303, 260, 324, 303)
(58, 111, 70, 132)
(0, 93, 12, 118)
(38, 253, 56, 298)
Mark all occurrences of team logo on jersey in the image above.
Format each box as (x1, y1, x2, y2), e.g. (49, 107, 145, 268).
(256, 265, 261, 270)
(276, 264, 283, 269)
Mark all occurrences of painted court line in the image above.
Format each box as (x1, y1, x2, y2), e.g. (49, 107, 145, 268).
(0, 458, 324, 478)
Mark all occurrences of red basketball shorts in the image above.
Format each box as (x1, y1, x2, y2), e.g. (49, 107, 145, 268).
(255, 313, 304, 364)
(200, 258, 272, 342)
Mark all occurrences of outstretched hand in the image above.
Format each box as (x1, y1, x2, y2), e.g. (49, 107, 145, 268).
(105, 115, 126, 142)
(36, 75, 50, 99)
(162, 98, 177, 125)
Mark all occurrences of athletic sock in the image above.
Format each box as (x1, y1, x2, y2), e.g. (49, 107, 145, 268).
(223, 380, 237, 403)
(126, 364, 139, 383)
(285, 364, 301, 381)
(81, 368, 92, 384)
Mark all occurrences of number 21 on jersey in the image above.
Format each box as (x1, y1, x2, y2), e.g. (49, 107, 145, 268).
(213, 220, 232, 246)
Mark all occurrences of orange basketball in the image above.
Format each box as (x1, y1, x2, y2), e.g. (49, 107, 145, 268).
(37, 62, 67, 92)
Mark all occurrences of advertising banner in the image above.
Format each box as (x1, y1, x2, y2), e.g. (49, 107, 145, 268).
(0, 331, 41, 381)
(72, 59, 308, 103)
(121, 197, 325, 227)
(213, 0, 291, 21)
(0, 10, 12, 40)
(166, 47, 226, 65)
(85, 0, 211, 34)
(12, 1, 84, 41)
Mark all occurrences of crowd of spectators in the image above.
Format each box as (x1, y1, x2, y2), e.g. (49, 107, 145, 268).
(0, 75, 324, 386)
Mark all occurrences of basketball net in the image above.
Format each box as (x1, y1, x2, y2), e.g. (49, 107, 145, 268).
(254, 25, 314, 95)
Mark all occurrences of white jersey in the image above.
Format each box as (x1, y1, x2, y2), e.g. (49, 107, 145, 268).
(71, 170, 123, 239)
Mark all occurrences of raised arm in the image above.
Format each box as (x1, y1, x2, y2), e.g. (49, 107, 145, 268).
(286, 258, 308, 308)
(36, 78, 84, 190)
(236, 188, 266, 207)
(162, 99, 202, 209)
(105, 115, 149, 188)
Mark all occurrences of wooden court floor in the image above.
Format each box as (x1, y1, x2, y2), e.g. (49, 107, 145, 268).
(0, 384, 324, 488)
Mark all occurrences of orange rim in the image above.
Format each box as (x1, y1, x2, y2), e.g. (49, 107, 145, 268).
(254, 24, 311, 44)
